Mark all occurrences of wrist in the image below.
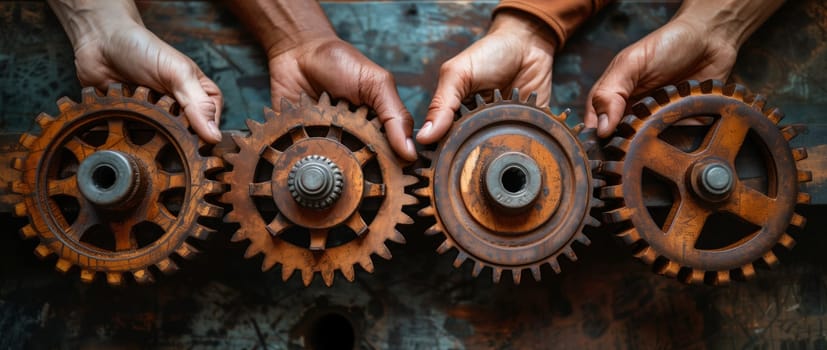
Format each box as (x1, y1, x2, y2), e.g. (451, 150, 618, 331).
(489, 9, 559, 52)
(265, 30, 339, 59)
(673, 0, 783, 48)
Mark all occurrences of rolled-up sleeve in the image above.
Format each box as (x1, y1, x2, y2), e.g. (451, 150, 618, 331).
(494, 0, 612, 47)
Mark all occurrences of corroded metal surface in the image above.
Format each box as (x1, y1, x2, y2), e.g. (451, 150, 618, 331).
(600, 80, 811, 285)
(11, 84, 225, 286)
(218, 94, 418, 287)
(415, 89, 601, 284)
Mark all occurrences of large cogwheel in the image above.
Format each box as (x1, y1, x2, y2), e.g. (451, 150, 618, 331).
(600, 80, 811, 285)
(11, 84, 225, 285)
(414, 89, 602, 284)
(219, 94, 418, 286)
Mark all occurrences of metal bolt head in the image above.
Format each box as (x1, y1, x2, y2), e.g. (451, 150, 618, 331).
(288, 155, 344, 209)
(701, 164, 734, 195)
(484, 152, 543, 212)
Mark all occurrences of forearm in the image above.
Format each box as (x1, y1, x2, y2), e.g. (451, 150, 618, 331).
(47, 0, 143, 49)
(674, 0, 785, 47)
(230, 0, 337, 57)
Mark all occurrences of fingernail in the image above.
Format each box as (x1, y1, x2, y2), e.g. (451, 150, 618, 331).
(598, 113, 609, 132)
(406, 138, 417, 157)
(207, 120, 221, 140)
(417, 121, 432, 138)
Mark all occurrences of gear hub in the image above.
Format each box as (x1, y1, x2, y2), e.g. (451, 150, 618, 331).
(414, 89, 602, 284)
(600, 80, 811, 285)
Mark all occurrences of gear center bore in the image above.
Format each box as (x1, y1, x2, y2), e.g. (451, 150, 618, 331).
(484, 152, 542, 212)
(289, 155, 344, 209)
(76, 150, 146, 209)
(689, 158, 735, 202)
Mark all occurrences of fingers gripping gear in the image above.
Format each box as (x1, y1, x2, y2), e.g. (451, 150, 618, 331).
(11, 84, 226, 286)
(219, 94, 418, 287)
(414, 89, 603, 284)
(599, 80, 811, 285)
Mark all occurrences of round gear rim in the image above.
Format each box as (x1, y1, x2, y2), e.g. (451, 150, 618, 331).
(414, 88, 603, 284)
(11, 84, 225, 286)
(219, 93, 418, 287)
(599, 79, 812, 285)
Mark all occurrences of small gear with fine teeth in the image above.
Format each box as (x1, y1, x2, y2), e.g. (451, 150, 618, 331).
(599, 80, 811, 285)
(218, 93, 418, 287)
(11, 84, 225, 286)
(414, 89, 603, 284)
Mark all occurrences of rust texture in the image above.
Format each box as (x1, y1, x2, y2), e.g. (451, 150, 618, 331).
(415, 89, 602, 284)
(218, 94, 418, 287)
(600, 80, 811, 285)
(10, 84, 225, 286)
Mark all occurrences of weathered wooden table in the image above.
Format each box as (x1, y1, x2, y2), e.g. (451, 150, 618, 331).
(0, 1, 825, 349)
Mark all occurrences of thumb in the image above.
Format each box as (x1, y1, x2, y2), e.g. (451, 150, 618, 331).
(362, 71, 417, 162)
(168, 64, 223, 144)
(589, 55, 640, 138)
(416, 62, 469, 145)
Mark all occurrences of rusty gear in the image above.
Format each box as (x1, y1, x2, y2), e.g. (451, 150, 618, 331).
(414, 89, 602, 284)
(219, 94, 418, 287)
(11, 84, 225, 286)
(600, 80, 811, 285)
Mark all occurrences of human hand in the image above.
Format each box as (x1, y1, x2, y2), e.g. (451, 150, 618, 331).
(416, 10, 557, 145)
(585, 0, 783, 138)
(267, 36, 417, 162)
(49, 0, 223, 143)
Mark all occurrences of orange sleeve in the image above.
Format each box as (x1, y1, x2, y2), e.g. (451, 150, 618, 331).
(494, 0, 612, 48)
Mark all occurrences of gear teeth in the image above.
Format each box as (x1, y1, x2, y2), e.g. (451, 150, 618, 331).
(584, 215, 601, 228)
(606, 137, 631, 155)
(589, 160, 602, 173)
(359, 258, 375, 273)
(81, 86, 100, 104)
(156, 95, 177, 113)
(575, 232, 591, 245)
(35, 112, 55, 129)
(419, 150, 436, 161)
(34, 244, 52, 259)
(592, 178, 606, 189)
(300, 93, 316, 107)
(474, 94, 486, 108)
(301, 269, 315, 286)
(397, 213, 415, 225)
(203, 179, 225, 195)
(321, 269, 335, 287)
(559, 108, 570, 122)
(789, 213, 807, 229)
(56, 96, 77, 113)
(493, 89, 503, 102)
(131, 86, 150, 101)
(105, 272, 123, 286)
(797, 192, 811, 205)
(13, 202, 27, 217)
(661, 85, 679, 102)
(414, 168, 433, 178)
(424, 224, 442, 236)
(765, 107, 784, 124)
(684, 270, 705, 284)
(591, 198, 605, 209)
(762, 251, 780, 267)
(197, 202, 223, 218)
(460, 104, 471, 116)
(156, 258, 180, 275)
(278, 265, 295, 281)
(80, 269, 96, 283)
(132, 269, 154, 284)
(413, 187, 431, 198)
(530, 266, 542, 281)
(792, 147, 808, 161)
(604, 207, 634, 224)
(632, 97, 660, 117)
(724, 84, 747, 100)
(55, 258, 72, 273)
(20, 224, 37, 239)
(750, 94, 767, 111)
(601, 161, 624, 177)
(798, 170, 813, 183)
(634, 246, 657, 264)
(263, 255, 279, 274)
(402, 174, 420, 187)
(400, 194, 418, 207)
(657, 261, 680, 278)
(702, 79, 725, 94)
(778, 233, 796, 249)
(11, 180, 27, 195)
(318, 92, 332, 106)
(549, 258, 562, 274)
(714, 271, 730, 286)
(471, 261, 484, 278)
(562, 246, 578, 262)
(570, 123, 585, 136)
(600, 185, 624, 200)
(679, 80, 702, 95)
(418, 205, 436, 217)
(618, 115, 642, 133)
(376, 244, 393, 260)
(175, 243, 199, 260)
(18, 133, 37, 150)
(617, 228, 642, 245)
(190, 225, 212, 240)
(203, 157, 224, 173)
(106, 83, 127, 97)
(526, 91, 538, 106)
(781, 125, 805, 142)
(491, 267, 503, 283)
(341, 264, 356, 282)
(741, 263, 756, 279)
(245, 119, 265, 136)
(12, 157, 23, 171)
(452, 251, 468, 268)
(509, 88, 520, 102)
(436, 239, 453, 254)
(511, 269, 522, 285)
(389, 230, 406, 244)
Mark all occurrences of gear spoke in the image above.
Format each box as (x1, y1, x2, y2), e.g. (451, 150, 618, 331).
(352, 146, 376, 166)
(67, 206, 98, 241)
(141, 132, 168, 156)
(309, 228, 329, 251)
(724, 182, 777, 227)
(161, 171, 186, 190)
(48, 175, 81, 197)
(249, 181, 273, 197)
(104, 119, 127, 148)
(663, 199, 710, 247)
(261, 146, 282, 165)
(265, 213, 292, 237)
(639, 139, 695, 185)
(290, 125, 309, 144)
(705, 114, 749, 163)
(149, 207, 178, 231)
(63, 137, 97, 163)
(326, 125, 343, 141)
(111, 218, 139, 251)
(343, 213, 368, 236)
(363, 181, 385, 198)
